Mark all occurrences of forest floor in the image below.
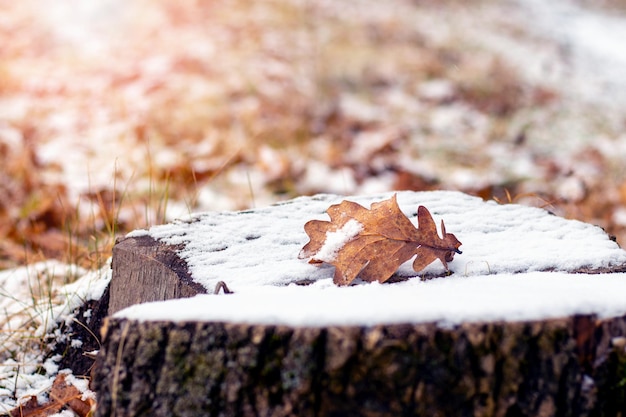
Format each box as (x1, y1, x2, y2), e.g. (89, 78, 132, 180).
(1, 0, 626, 414)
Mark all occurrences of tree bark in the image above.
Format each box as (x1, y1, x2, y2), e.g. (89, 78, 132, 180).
(93, 314, 626, 417)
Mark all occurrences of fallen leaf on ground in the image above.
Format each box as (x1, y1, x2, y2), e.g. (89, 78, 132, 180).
(9, 373, 94, 417)
(299, 194, 462, 285)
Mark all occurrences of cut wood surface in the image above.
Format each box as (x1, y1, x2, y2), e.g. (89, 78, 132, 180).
(109, 235, 206, 314)
(96, 191, 626, 416)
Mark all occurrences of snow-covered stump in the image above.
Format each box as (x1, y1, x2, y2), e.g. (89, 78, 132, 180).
(94, 191, 626, 417)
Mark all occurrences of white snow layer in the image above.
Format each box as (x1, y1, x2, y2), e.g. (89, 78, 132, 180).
(120, 191, 626, 326)
(313, 219, 364, 262)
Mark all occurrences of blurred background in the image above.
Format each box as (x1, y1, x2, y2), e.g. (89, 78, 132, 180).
(1, 0, 626, 270)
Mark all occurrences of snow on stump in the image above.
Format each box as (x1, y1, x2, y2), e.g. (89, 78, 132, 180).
(94, 191, 626, 417)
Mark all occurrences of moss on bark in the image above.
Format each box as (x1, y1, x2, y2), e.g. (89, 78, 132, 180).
(93, 314, 626, 417)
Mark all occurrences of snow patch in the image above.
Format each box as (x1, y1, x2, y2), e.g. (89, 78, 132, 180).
(314, 219, 364, 262)
(518, 0, 626, 105)
(117, 272, 626, 326)
(142, 191, 626, 290)
(117, 191, 626, 326)
(0, 262, 110, 411)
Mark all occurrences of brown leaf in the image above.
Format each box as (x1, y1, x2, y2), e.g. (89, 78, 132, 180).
(9, 374, 95, 417)
(9, 396, 41, 417)
(49, 374, 95, 417)
(299, 194, 462, 286)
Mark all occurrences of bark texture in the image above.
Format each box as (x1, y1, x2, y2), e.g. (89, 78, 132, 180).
(93, 315, 626, 417)
(109, 235, 206, 315)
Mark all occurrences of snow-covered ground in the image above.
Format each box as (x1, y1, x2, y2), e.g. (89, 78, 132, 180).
(3, 0, 626, 216)
(2, 0, 626, 414)
(519, 0, 626, 106)
(0, 262, 109, 414)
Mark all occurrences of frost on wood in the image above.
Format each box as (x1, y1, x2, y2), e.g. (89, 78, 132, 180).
(299, 194, 462, 285)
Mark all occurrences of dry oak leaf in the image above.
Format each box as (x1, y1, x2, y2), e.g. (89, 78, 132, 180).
(9, 373, 95, 417)
(299, 194, 462, 286)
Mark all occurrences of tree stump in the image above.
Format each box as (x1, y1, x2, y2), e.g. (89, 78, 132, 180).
(94, 191, 626, 417)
